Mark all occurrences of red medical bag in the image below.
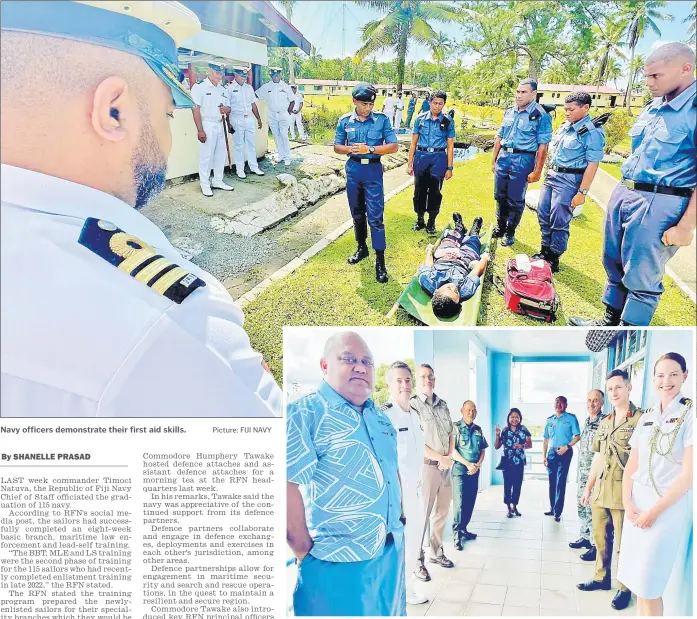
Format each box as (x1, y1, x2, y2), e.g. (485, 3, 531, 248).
(504, 258, 559, 322)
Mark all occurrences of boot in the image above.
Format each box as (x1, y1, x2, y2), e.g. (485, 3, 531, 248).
(425, 212, 437, 234)
(568, 304, 622, 327)
(492, 219, 506, 238)
(453, 531, 464, 551)
(413, 213, 426, 231)
(375, 250, 388, 284)
(493, 200, 507, 237)
(469, 216, 483, 237)
(501, 220, 516, 247)
(547, 250, 561, 273)
(531, 246, 549, 261)
(347, 220, 369, 265)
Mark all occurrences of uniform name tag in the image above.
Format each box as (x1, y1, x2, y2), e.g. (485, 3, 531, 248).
(399, 427, 408, 432)
(642, 422, 654, 426)
(205, 92, 212, 95)
(620, 428, 633, 432)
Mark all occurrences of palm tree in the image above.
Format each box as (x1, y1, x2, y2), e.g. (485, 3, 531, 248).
(592, 19, 627, 87)
(431, 31, 451, 88)
(683, 1, 696, 41)
(353, 1, 464, 92)
(279, 1, 298, 83)
(622, 1, 672, 108)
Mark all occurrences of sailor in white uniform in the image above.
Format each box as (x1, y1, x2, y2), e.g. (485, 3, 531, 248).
(226, 65, 264, 179)
(0, 0, 282, 418)
(382, 361, 428, 606)
(190, 61, 234, 196)
(617, 352, 693, 616)
(256, 67, 294, 165)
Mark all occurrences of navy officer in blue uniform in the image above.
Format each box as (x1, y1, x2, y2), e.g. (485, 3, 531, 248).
(534, 91, 605, 272)
(407, 90, 456, 234)
(492, 79, 553, 246)
(543, 396, 581, 521)
(571, 43, 696, 327)
(334, 83, 399, 283)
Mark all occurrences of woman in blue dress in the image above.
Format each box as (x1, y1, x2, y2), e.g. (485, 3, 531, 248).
(495, 408, 533, 518)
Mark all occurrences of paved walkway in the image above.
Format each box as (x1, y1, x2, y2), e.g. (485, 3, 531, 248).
(590, 169, 696, 300)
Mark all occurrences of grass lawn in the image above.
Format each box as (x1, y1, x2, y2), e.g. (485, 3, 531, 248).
(243, 153, 695, 379)
(600, 162, 623, 181)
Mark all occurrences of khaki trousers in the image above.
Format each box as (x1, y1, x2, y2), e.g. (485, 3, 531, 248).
(418, 461, 452, 564)
(591, 503, 628, 591)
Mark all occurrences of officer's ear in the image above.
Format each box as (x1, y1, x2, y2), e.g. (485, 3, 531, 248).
(319, 357, 329, 376)
(91, 75, 136, 143)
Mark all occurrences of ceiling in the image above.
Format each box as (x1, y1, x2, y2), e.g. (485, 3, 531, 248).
(474, 329, 595, 357)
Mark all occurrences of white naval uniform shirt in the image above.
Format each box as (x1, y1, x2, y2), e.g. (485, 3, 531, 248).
(226, 81, 256, 117)
(291, 92, 304, 113)
(384, 396, 425, 494)
(383, 97, 396, 115)
(191, 77, 228, 121)
(255, 80, 294, 113)
(395, 98, 405, 111)
(0, 164, 282, 418)
(630, 393, 693, 492)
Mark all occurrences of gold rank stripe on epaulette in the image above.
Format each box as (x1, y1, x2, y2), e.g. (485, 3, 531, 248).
(680, 397, 693, 407)
(380, 402, 393, 411)
(78, 218, 206, 304)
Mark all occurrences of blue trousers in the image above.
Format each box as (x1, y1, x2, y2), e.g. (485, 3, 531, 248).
(494, 150, 536, 233)
(602, 183, 687, 325)
(405, 108, 415, 128)
(537, 170, 582, 255)
(413, 151, 447, 215)
(293, 535, 406, 616)
(547, 448, 572, 517)
(346, 159, 386, 250)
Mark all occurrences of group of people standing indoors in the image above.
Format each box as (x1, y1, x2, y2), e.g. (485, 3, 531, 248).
(286, 331, 692, 616)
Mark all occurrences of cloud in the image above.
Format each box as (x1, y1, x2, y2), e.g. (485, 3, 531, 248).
(650, 39, 675, 51)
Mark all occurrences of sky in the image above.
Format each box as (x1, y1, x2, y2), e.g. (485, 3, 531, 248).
(279, 0, 694, 81)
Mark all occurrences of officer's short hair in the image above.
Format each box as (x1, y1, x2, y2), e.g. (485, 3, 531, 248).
(606, 368, 630, 384)
(431, 90, 447, 103)
(386, 361, 412, 384)
(519, 78, 538, 92)
(419, 363, 434, 373)
(646, 42, 695, 67)
(589, 388, 604, 400)
(555, 395, 568, 406)
(432, 291, 461, 318)
(654, 352, 687, 373)
(565, 91, 592, 107)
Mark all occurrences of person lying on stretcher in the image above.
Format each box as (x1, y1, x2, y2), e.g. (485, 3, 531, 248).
(417, 213, 490, 319)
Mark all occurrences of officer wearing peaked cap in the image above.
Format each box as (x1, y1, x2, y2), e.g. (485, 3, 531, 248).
(226, 65, 264, 179)
(0, 1, 282, 417)
(334, 83, 399, 283)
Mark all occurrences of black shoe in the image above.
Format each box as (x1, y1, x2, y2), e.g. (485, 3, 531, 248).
(531, 247, 549, 261)
(577, 579, 612, 592)
(348, 244, 369, 265)
(452, 212, 464, 228)
(413, 216, 426, 231)
(513, 506, 521, 517)
(554, 515, 561, 522)
(611, 590, 632, 610)
(568, 304, 622, 327)
(580, 546, 597, 562)
(415, 563, 431, 582)
(469, 216, 483, 237)
(547, 250, 561, 273)
(544, 511, 554, 516)
(463, 531, 477, 540)
(569, 538, 592, 550)
(454, 532, 464, 550)
(492, 223, 505, 238)
(429, 554, 454, 568)
(375, 250, 388, 284)
(506, 508, 514, 519)
(425, 223, 437, 234)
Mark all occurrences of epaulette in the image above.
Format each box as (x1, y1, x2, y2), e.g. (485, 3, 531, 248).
(547, 414, 555, 420)
(339, 112, 352, 121)
(680, 397, 693, 407)
(380, 402, 393, 411)
(578, 112, 611, 136)
(78, 218, 206, 304)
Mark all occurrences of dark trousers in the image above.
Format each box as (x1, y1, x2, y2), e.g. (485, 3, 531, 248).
(413, 152, 446, 216)
(502, 465, 524, 505)
(452, 470, 479, 534)
(547, 448, 573, 517)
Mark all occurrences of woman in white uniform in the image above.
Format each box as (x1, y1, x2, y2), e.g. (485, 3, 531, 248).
(617, 352, 693, 616)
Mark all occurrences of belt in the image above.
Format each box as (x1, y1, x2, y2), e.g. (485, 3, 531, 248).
(622, 179, 694, 198)
(417, 147, 446, 152)
(552, 165, 586, 174)
(349, 156, 381, 164)
(503, 147, 537, 155)
(424, 458, 440, 466)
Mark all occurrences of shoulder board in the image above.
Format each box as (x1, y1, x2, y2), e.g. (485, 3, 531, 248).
(680, 397, 693, 406)
(78, 218, 206, 304)
(339, 112, 352, 120)
(578, 112, 612, 136)
(547, 414, 555, 420)
(380, 402, 393, 411)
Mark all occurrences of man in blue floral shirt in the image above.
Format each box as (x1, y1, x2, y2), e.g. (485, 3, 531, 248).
(287, 331, 406, 616)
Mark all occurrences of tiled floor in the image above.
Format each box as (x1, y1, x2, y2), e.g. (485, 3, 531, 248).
(407, 480, 634, 617)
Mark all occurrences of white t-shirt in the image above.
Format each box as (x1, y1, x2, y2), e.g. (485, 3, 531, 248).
(0, 164, 282, 417)
(630, 394, 693, 492)
(190, 77, 229, 121)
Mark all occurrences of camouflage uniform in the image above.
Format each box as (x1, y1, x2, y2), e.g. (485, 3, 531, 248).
(576, 411, 607, 542)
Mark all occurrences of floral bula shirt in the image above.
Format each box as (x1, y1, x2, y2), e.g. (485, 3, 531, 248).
(500, 425, 531, 467)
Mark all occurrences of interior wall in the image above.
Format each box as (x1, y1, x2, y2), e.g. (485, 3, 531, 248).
(489, 351, 512, 486)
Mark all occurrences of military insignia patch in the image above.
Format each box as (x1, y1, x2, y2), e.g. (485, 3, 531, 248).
(78, 218, 206, 304)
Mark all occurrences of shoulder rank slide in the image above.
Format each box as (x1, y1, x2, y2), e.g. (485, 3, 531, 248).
(380, 402, 393, 411)
(78, 218, 206, 304)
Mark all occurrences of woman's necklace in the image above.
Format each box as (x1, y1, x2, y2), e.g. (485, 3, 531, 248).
(647, 398, 692, 496)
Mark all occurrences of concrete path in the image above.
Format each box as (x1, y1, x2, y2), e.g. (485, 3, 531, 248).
(590, 168, 696, 300)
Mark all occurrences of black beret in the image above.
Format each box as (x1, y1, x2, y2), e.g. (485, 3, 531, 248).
(352, 83, 377, 103)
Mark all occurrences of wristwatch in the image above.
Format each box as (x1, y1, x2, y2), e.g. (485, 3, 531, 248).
(578, 188, 589, 195)
(446, 165, 454, 171)
(369, 146, 375, 154)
